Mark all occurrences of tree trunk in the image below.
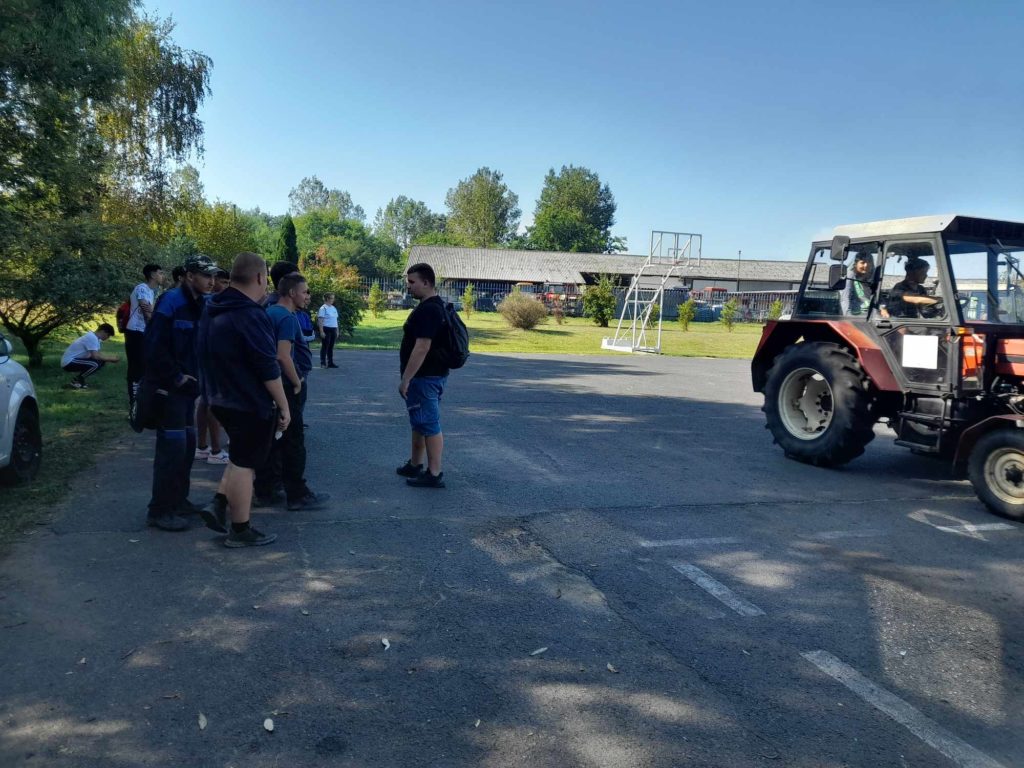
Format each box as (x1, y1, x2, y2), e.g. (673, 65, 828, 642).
(23, 336, 44, 368)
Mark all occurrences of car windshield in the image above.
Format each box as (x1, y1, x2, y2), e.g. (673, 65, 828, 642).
(945, 237, 1024, 323)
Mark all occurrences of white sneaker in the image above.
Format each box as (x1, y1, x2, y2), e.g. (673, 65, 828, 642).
(206, 450, 229, 465)
(195, 446, 211, 459)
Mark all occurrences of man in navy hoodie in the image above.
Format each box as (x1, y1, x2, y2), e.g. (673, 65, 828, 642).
(198, 252, 290, 548)
(143, 253, 218, 531)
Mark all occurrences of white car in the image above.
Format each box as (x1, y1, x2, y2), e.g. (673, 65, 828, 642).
(0, 334, 41, 484)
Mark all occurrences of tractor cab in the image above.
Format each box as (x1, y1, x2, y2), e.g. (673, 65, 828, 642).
(752, 215, 1024, 520)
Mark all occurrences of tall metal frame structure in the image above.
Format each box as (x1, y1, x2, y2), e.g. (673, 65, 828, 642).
(601, 231, 702, 354)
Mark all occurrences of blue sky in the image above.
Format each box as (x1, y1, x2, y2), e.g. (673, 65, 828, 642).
(146, 0, 1023, 261)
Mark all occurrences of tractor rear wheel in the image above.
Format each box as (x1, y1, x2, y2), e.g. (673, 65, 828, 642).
(968, 428, 1024, 521)
(763, 342, 875, 467)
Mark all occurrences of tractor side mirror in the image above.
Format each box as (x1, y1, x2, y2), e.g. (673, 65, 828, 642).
(830, 235, 851, 261)
(827, 263, 846, 290)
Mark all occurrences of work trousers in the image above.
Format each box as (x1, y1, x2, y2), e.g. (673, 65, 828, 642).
(147, 391, 197, 517)
(124, 330, 146, 403)
(320, 328, 337, 366)
(255, 380, 307, 503)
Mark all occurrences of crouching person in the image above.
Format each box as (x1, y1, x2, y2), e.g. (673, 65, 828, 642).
(198, 252, 290, 548)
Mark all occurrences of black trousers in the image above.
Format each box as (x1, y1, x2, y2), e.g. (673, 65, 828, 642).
(124, 330, 145, 402)
(320, 328, 337, 365)
(255, 381, 307, 502)
(147, 391, 197, 517)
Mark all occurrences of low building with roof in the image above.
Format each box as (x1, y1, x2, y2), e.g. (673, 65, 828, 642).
(406, 245, 805, 295)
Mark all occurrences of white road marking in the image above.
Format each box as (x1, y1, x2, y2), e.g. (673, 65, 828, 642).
(805, 529, 885, 540)
(671, 563, 765, 617)
(640, 537, 743, 548)
(801, 650, 1007, 768)
(934, 523, 1016, 535)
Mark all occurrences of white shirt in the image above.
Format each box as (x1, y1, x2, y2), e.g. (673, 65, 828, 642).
(317, 304, 339, 329)
(62, 332, 101, 367)
(127, 283, 155, 332)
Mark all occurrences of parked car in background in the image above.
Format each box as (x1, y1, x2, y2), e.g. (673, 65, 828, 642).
(0, 333, 41, 485)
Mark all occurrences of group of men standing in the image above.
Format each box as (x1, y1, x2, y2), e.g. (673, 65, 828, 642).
(123, 253, 329, 547)
(60, 254, 455, 549)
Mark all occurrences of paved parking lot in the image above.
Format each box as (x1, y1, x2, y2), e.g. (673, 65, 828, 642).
(1, 351, 1021, 767)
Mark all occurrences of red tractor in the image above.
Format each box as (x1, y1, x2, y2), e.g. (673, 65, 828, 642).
(752, 215, 1024, 520)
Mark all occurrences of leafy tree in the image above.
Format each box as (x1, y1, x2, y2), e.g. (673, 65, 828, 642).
(97, 14, 212, 235)
(367, 283, 387, 318)
(461, 283, 476, 316)
(373, 196, 446, 249)
(529, 165, 623, 253)
(720, 298, 739, 331)
(582, 275, 618, 328)
(288, 176, 365, 221)
(645, 303, 661, 329)
(410, 230, 466, 248)
(295, 213, 403, 279)
(768, 298, 784, 321)
(0, 2, 210, 364)
(187, 202, 257, 264)
(678, 298, 696, 331)
(276, 215, 298, 264)
(299, 251, 363, 337)
(445, 167, 521, 247)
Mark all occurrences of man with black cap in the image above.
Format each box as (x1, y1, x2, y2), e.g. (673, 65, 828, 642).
(888, 257, 943, 318)
(142, 253, 219, 531)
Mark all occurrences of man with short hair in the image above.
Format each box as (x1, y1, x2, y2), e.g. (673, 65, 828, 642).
(256, 270, 330, 511)
(888, 257, 942, 318)
(396, 263, 449, 488)
(62, 324, 120, 389)
(198, 252, 290, 548)
(125, 264, 164, 408)
(142, 254, 218, 532)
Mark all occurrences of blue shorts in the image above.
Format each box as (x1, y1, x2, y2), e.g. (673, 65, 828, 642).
(406, 376, 446, 437)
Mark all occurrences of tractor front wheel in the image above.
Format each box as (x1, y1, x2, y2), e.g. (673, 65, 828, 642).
(968, 428, 1024, 521)
(763, 342, 875, 467)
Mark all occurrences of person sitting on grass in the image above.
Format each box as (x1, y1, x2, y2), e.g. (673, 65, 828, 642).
(61, 323, 120, 389)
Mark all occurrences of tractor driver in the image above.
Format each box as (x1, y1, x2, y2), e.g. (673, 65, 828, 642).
(888, 257, 943, 318)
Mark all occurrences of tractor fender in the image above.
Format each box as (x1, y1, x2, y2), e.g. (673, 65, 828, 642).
(953, 414, 1024, 473)
(751, 320, 899, 393)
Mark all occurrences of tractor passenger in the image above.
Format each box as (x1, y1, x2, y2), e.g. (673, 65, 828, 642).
(888, 257, 942, 318)
(841, 253, 875, 315)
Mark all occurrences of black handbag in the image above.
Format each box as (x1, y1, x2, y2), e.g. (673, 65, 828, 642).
(130, 379, 168, 433)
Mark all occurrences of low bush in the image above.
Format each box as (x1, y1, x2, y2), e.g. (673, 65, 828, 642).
(498, 292, 548, 330)
(678, 298, 696, 331)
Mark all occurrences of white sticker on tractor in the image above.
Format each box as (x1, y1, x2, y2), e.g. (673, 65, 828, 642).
(902, 334, 939, 369)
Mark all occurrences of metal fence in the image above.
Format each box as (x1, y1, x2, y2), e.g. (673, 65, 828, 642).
(355, 278, 797, 323)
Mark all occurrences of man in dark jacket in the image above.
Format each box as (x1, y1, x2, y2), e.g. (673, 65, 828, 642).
(198, 252, 290, 548)
(143, 253, 218, 531)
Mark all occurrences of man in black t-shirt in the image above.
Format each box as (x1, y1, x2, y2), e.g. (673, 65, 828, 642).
(396, 262, 450, 488)
(888, 257, 943, 318)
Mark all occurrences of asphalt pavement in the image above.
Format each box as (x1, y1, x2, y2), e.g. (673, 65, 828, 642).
(0, 350, 1021, 767)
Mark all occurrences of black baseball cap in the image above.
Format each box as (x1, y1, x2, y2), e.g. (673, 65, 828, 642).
(183, 254, 220, 276)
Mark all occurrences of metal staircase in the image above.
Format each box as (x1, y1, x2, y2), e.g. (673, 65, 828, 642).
(601, 231, 702, 354)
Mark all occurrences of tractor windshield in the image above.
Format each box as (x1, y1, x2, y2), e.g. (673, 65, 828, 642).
(945, 237, 1024, 323)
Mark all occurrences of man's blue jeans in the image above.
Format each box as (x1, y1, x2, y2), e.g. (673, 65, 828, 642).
(147, 391, 197, 517)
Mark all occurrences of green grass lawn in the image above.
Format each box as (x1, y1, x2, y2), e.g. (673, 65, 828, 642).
(340, 310, 764, 359)
(0, 324, 128, 539)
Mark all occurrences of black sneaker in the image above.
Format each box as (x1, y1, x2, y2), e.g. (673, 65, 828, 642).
(287, 491, 331, 511)
(327, 363, 339, 369)
(253, 490, 284, 508)
(406, 471, 445, 488)
(225, 525, 277, 548)
(146, 514, 190, 532)
(396, 461, 423, 478)
(176, 499, 205, 516)
(199, 496, 228, 534)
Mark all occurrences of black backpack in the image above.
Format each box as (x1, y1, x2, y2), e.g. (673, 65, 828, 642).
(434, 301, 470, 370)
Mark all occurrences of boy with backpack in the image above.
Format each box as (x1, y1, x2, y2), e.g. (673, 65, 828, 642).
(395, 263, 468, 488)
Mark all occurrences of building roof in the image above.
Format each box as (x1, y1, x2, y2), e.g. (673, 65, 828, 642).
(407, 245, 805, 284)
